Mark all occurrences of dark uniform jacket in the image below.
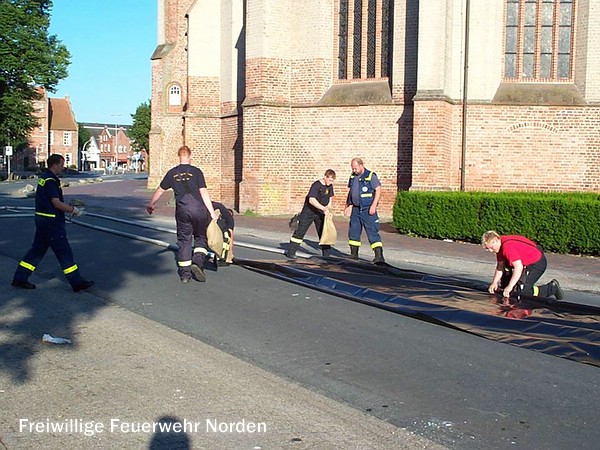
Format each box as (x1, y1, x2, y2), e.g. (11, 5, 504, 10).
(36, 170, 66, 228)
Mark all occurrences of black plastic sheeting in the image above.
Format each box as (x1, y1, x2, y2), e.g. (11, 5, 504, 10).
(235, 257, 600, 368)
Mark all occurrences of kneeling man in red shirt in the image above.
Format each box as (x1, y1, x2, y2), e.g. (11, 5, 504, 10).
(482, 230, 563, 302)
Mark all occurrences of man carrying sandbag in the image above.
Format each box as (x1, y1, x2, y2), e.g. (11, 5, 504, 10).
(146, 145, 217, 283)
(285, 169, 337, 259)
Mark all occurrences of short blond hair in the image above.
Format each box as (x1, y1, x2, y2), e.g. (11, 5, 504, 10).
(481, 230, 500, 246)
(177, 145, 191, 157)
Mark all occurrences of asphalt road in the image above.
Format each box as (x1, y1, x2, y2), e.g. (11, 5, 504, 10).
(1, 183, 599, 449)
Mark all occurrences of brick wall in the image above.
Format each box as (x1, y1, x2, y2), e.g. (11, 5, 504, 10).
(219, 114, 242, 207)
(412, 100, 459, 190)
(464, 105, 600, 191)
(238, 102, 404, 217)
(413, 100, 600, 192)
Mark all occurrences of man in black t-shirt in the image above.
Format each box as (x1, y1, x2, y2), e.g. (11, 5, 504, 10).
(286, 169, 336, 259)
(147, 145, 218, 283)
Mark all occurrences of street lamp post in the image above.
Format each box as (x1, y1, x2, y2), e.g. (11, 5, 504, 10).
(110, 113, 122, 173)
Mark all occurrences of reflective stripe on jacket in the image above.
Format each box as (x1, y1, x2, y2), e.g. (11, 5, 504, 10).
(348, 169, 377, 208)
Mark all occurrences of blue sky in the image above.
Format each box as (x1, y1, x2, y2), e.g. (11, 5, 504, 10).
(48, 1, 157, 126)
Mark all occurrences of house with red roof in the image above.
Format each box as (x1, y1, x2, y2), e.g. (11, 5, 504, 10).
(15, 90, 79, 171)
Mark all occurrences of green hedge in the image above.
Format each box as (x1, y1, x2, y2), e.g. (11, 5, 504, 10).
(392, 191, 600, 255)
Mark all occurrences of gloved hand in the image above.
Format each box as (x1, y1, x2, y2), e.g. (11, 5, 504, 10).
(71, 206, 84, 217)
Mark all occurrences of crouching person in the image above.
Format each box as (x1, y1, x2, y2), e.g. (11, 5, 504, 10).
(482, 230, 564, 303)
(212, 201, 235, 266)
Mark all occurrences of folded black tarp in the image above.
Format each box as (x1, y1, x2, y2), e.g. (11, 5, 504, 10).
(235, 257, 600, 368)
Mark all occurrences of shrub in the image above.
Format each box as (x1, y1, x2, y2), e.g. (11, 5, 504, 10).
(392, 191, 600, 255)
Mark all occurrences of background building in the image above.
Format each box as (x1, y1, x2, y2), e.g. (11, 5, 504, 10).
(47, 97, 79, 169)
(80, 123, 135, 172)
(149, 0, 600, 217)
(13, 91, 79, 172)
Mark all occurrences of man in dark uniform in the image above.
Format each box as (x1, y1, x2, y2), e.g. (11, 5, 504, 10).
(344, 158, 385, 264)
(212, 202, 235, 266)
(12, 154, 94, 291)
(147, 145, 217, 283)
(285, 169, 336, 259)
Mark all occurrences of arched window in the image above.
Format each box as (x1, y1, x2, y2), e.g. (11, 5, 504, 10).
(168, 84, 181, 106)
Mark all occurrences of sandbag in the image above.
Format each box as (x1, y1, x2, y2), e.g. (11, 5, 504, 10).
(207, 217, 224, 254)
(319, 212, 337, 246)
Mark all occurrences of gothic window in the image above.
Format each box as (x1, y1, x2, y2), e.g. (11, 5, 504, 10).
(504, 0, 575, 81)
(168, 84, 181, 106)
(337, 0, 393, 80)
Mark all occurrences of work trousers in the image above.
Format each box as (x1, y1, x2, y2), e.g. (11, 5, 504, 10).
(290, 207, 331, 252)
(501, 254, 553, 298)
(348, 206, 382, 249)
(175, 206, 209, 278)
(13, 218, 84, 287)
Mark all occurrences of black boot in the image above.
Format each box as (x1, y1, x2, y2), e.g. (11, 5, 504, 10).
(349, 245, 359, 260)
(286, 242, 300, 259)
(549, 279, 564, 300)
(73, 280, 94, 292)
(321, 246, 332, 257)
(191, 264, 206, 282)
(373, 247, 385, 265)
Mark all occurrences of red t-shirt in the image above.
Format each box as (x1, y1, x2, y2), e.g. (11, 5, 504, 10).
(497, 235, 542, 267)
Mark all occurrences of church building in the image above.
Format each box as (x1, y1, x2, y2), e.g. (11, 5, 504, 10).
(150, 0, 600, 216)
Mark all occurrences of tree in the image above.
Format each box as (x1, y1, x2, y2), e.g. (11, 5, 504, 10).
(78, 123, 91, 149)
(129, 101, 151, 153)
(0, 0, 70, 145)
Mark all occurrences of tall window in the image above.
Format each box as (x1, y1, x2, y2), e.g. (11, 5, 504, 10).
(337, 0, 393, 80)
(504, 0, 575, 81)
(168, 84, 181, 105)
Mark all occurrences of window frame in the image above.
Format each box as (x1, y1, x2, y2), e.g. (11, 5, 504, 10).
(168, 84, 182, 106)
(503, 0, 576, 82)
(335, 0, 393, 83)
(63, 131, 72, 146)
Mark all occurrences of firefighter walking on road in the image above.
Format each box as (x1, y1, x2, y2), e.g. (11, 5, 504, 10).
(147, 145, 217, 283)
(12, 154, 94, 292)
(344, 158, 385, 264)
